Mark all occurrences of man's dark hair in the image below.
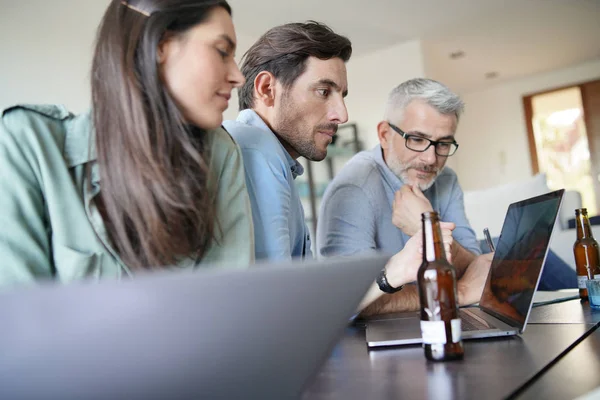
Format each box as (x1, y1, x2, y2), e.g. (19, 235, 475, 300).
(238, 21, 352, 110)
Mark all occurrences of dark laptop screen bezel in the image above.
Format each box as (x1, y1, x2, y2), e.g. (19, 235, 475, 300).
(478, 189, 565, 332)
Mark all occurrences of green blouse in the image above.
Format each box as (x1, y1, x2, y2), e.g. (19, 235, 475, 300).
(0, 104, 254, 288)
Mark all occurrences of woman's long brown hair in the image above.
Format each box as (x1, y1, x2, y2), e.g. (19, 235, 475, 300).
(91, 0, 231, 269)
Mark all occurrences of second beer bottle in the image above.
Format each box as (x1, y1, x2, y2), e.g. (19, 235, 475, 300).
(574, 208, 600, 300)
(417, 211, 464, 361)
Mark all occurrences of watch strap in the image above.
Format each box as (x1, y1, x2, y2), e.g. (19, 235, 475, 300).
(376, 268, 404, 294)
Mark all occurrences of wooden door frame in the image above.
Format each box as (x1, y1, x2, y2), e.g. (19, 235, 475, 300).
(580, 80, 600, 213)
(522, 78, 600, 175)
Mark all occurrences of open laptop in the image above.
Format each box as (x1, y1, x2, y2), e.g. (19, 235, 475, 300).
(366, 189, 565, 348)
(0, 254, 388, 399)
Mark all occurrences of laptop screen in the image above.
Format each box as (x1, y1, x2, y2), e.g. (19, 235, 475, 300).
(479, 189, 564, 329)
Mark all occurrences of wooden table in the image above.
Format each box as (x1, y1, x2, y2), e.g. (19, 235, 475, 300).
(303, 299, 600, 400)
(515, 326, 600, 399)
(516, 298, 600, 399)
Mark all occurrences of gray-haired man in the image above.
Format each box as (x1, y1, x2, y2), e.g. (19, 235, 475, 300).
(317, 78, 492, 317)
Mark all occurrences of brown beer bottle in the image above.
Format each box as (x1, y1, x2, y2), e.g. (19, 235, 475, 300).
(417, 211, 464, 361)
(574, 208, 600, 300)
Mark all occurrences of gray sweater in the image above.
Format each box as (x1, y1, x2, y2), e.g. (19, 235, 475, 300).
(317, 145, 480, 257)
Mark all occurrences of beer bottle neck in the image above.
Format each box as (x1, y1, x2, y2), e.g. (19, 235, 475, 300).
(576, 213, 593, 239)
(422, 215, 447, 263)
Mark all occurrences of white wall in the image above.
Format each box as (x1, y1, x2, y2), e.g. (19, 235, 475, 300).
(0, 1, 110, 112)
(345, 39, 426, 150)
(0, 0, 424, 147)
(454, 58, 600, 191)
(0, 0, 253, 118)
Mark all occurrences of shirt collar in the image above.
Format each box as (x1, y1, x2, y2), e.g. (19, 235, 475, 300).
(63, 110, 100, 186)
(236, 109, 304, 178)
(64, 110, 95, 167)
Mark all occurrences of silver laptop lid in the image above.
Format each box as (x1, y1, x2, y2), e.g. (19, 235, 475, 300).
(479, 189, 565, 333)
(0, 254, 387, 400)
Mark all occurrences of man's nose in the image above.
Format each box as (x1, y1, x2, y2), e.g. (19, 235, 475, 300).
(420, 144, 437, 164)
(329, 97, 348, 124)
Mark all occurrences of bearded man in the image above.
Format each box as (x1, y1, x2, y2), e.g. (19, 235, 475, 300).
(224, 21, 352, 260)
(317, 78, 493, 316)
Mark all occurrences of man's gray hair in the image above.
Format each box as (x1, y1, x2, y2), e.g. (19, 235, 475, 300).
(384, 78, 464, 123)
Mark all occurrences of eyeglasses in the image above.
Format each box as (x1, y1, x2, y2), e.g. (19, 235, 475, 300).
(387, 122, 459, 157)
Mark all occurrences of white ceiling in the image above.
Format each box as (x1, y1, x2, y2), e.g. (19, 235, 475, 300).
(2, 0, 597, 95)
(229, 0, 600, 93)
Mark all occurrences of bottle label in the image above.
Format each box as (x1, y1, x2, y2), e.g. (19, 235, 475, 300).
(421, 320, 446, 344)
(420, 319, 462, 344)
(451, 318, 462, 343)
(578, 274, 600, 289)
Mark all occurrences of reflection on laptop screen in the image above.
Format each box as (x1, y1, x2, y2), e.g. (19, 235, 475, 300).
(479, 190, 564, 328)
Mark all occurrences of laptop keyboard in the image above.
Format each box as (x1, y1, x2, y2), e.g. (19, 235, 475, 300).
(460, 310, 492, 331)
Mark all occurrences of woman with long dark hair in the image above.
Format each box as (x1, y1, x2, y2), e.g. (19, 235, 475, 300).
(0, 0, 253, 285)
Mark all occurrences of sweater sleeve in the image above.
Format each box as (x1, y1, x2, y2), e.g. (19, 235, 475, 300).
(0, 110, 54, 286)
(317, 183, 378, 257)
(201, 128, 255, 267)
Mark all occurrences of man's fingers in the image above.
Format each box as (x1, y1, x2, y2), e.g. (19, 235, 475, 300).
(394, 188, 407, 204)
(441, 227, 454, 238)
(445, 244, 453, 263)
(440, 221, 456, 231)
(398, 185, 414, 200)
(411, 185, 428, 199)
(410, 186, 428, 201)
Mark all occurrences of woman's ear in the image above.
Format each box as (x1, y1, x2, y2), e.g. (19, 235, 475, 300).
(157, 33, 177, 65)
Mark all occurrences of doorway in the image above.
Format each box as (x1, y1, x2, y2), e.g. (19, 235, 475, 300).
(524, 79, 600, 215)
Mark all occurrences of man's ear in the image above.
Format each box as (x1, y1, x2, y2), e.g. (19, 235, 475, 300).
(377, 121, 391, 150)
(253, 71, 277, 107)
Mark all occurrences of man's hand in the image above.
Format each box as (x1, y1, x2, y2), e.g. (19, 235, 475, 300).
(457, 253, 493, 306)
(385, 222, 455, 288)
(392, 185, 434, 236)
(441, 221, 455, 265)
(359, 222, 457, 316)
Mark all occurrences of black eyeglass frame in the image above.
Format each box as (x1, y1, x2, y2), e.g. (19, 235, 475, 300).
(387, 121, 459, 157)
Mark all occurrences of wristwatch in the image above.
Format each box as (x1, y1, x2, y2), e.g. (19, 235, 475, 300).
(376, 268, 404, 294)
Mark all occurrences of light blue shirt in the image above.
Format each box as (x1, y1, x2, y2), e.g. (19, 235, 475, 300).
(223, 110, 312, 261)
(317, 145, 480, 257)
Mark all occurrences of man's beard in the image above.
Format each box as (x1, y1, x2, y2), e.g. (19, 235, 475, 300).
(273, 96, 337, 161)
(387, 148, 441, 191)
